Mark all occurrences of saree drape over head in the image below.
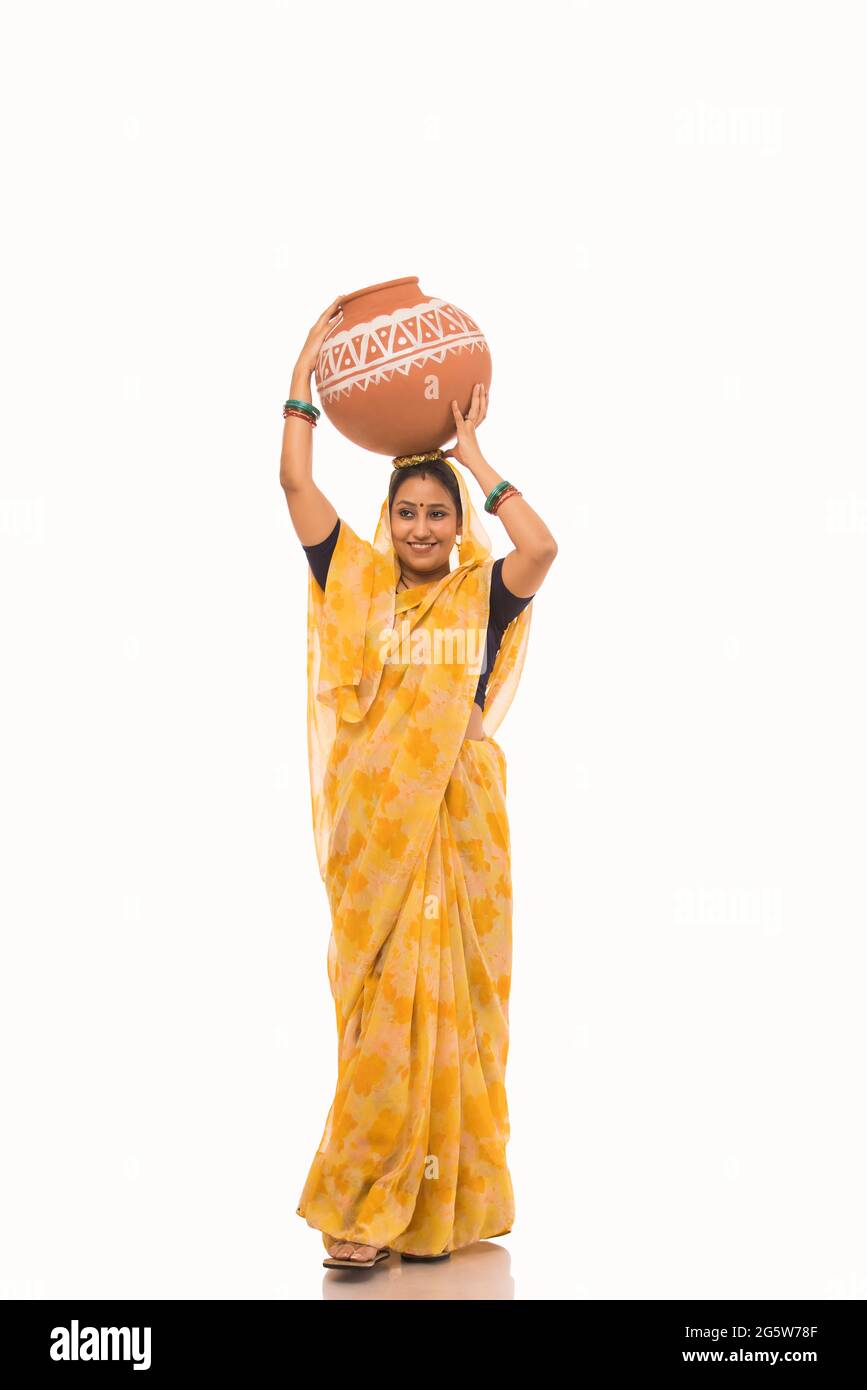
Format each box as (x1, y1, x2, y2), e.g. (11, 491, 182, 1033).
(296, 459, 532, 1255)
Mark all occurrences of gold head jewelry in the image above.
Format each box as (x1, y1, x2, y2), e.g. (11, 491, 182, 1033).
(391, 448, 447, 470)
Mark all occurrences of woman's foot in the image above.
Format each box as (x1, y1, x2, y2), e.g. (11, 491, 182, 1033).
(324, 1236, 386, 1264)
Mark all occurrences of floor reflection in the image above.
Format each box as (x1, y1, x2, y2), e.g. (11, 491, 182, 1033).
(321, 1240, 514, 1300)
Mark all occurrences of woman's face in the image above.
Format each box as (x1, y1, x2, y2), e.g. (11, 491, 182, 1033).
(390, 476, 460, 576)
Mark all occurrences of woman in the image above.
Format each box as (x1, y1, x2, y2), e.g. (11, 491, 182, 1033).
(280, 297, 558, 1268)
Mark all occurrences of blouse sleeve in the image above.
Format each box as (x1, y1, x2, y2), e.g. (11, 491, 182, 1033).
(302, 518, 341, 591)
(489, 555, 535, 629)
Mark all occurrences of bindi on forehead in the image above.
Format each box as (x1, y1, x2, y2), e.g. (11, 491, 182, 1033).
(394, 497, 453, 509)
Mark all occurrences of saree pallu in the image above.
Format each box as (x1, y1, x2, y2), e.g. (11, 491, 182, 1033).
(296, 468, 532, 1257)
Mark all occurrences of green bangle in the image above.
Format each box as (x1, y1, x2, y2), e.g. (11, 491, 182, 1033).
(484, 480, 512, 513)
(284, 398, 320, 419)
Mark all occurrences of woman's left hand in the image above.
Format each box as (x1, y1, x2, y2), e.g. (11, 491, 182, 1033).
(444, 383, 488, 468)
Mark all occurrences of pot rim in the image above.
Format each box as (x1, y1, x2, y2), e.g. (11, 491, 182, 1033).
(338, 276, 419, 307)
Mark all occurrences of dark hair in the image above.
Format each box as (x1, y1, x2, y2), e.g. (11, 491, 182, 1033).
(388, 459, 463, 527)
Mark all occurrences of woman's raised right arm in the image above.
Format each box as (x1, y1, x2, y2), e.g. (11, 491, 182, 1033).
(279, 296, 343, 545)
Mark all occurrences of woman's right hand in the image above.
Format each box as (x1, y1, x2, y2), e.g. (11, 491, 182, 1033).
(294, 295, 346, 379)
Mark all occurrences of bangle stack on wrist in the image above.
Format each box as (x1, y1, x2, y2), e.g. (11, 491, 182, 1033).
(485, 480, 523, 515)
(283, 398, 320, 426)
(491, 485, 522, 515)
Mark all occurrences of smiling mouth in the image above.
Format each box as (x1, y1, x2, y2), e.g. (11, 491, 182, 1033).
(408, 541, 436, 550)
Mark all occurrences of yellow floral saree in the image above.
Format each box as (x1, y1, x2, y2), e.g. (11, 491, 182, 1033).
(295, 459, 533, 1256)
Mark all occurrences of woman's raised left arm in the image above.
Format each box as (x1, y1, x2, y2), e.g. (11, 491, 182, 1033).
(445, 384, 558, 597)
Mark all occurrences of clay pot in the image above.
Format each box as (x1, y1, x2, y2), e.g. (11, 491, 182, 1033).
(314, 276, 492, 457)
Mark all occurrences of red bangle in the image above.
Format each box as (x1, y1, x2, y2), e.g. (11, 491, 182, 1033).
(491, 487, 521, 515)
(283, 407, 317, 425)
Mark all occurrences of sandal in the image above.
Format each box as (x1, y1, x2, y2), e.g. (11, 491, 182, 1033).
(400, 1251, 451, 1262)
(322, 1242, 391, 1270)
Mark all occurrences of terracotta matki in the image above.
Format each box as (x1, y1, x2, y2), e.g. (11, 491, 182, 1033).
(314, 276, 492, 457)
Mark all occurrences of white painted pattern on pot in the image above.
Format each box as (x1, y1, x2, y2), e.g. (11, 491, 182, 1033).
(316, 298, 490, 402)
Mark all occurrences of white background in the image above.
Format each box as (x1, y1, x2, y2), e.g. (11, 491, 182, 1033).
(2, 0, 865, 1301)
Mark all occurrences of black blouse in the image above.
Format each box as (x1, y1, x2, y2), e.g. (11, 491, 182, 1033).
(302, 518, 533, 709)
